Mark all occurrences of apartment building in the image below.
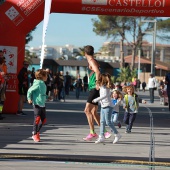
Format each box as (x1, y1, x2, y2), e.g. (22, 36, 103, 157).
(98, 41, 170, 63)
(29, 44, 82, 60)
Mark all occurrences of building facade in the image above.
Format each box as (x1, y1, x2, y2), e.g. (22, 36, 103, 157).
(98, 40, 170, 63)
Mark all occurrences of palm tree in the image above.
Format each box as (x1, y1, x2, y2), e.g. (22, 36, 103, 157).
(117, 66, 137, 83)
(25, 49, 36, 64)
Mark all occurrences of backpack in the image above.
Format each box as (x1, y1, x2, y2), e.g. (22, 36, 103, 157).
(124, 94, 137, 109)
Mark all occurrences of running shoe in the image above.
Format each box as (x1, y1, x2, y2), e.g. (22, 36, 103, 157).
(37, 132, 40, 141)
(16, 111, 27, 116)
(113, 133, 121, 144)
(32, 134, 40, 142)
(83, 133, 98, 141)
(104, 132, 111, 139)
(95, 136, 105, 144)
(125, 130, 131, 133)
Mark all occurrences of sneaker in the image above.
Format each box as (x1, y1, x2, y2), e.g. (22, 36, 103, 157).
(125, 130, 131, 133)
(83, 133, 98, 141)
(95, 136, 105, 144)
(37, 132, 40, 141)
(16, 111, 26, 116)
(32, 134, 40, 142)
(117, 122, 122, 128)
(113, 133, 121, 144)
(104, 132, 111, 139)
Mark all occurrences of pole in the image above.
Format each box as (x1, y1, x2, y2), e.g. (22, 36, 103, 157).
(151, 34, 154, 75)
(153, 20, 157, 75)
(138, 49, 141, 80)
(141, 19, 157, 75)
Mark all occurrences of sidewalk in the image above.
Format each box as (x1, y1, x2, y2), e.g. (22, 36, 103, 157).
(0, 91, 170, 167)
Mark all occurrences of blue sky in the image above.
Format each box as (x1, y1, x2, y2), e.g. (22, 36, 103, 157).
(28, 13, 107, 52)
(28, 14, 169, 52)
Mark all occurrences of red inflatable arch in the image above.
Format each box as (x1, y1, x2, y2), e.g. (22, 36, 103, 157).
(0, 0, 170, 114)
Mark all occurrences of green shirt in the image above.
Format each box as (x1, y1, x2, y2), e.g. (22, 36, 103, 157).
(88, 68, 96, 90)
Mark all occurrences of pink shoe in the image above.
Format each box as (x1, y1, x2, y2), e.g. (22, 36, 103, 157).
(83, 133, 98, 141)
(104, 132, 111, 139)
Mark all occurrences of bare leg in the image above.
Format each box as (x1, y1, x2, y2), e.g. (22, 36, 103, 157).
(84, 102, 95, 131)
(91, 105, 100, 126)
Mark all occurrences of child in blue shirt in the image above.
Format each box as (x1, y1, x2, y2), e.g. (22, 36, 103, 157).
(111, 90, 123, 128)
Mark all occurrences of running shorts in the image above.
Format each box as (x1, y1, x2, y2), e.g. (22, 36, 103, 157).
(87, 88, 99, 105)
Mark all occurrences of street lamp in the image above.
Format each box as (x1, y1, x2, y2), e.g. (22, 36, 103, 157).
(141, 19, 157, 75)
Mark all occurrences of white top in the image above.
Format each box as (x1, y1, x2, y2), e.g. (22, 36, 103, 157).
(148, 77, 157, 88)
(93, 86, 112, 108)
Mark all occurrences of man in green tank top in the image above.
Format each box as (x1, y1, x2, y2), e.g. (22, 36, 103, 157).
(83, 45, 111, 141)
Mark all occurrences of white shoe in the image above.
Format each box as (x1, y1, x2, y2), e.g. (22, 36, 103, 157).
(113, 133, 121, 144)
(95, 135, 104, 144)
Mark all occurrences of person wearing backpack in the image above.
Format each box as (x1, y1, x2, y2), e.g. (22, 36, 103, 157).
(122, 85, 146, 133)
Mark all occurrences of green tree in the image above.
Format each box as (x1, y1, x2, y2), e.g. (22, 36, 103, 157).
(92, 16, 170, 70)
(116, 67, 131, 83)
(92, 16, 130, 68)
(24, 49, 37, 64)
(116, 66, 137, 83)
(26, 28, 36, 44)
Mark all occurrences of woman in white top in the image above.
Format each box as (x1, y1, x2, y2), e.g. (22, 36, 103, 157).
(92, 73, 121, 144)
(148, 73, 157, 103)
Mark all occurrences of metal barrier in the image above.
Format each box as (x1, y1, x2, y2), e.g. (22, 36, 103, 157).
(144, 106, 155, 170)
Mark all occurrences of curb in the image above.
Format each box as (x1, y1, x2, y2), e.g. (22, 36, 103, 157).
(0, 154, 170, 167)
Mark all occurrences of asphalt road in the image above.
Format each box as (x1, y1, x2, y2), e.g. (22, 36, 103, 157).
(0, 90, 170, 169)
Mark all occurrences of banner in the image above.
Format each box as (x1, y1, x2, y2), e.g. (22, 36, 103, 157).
(40, 0, 52, 69)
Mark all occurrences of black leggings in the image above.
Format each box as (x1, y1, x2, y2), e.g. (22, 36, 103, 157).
(33, 105, 46, 135)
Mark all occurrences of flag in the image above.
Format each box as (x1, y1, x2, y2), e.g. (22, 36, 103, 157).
(40, 0, 52, 69)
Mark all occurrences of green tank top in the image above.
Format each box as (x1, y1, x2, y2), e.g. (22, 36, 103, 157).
(88, 68, 96, 90)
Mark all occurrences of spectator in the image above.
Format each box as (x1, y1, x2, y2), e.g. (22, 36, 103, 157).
(136, 79, 141, 92)
(148, 73, 157, 103)
(165, 72, 170, 110)
(53, 72, 59, 101)
(64, 71, 71, 96)
(142, 81, 146, 92)
(16, 61, 29, 116)
(83, 74, 88, 92)
(0, 57, 6, 119)
(30, 67, 35, 86)
(158, 84, 168, 105)
(45, 68, 53, 99)
(58, 71, 65, 101)
(74, 74, 82, 99)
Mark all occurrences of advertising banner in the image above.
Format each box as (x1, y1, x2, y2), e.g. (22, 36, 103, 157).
(0, 46, 18, 92)
(53, 0, 170, 17)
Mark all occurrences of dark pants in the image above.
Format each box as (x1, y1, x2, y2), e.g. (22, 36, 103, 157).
(75, 87, 81, 99)
(33, 105, 46, 135)
(46, 86, 51, 96)
(123, 112, 137, 131)
(149, 88, 154, 103)
(65, 85, 70, 95)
